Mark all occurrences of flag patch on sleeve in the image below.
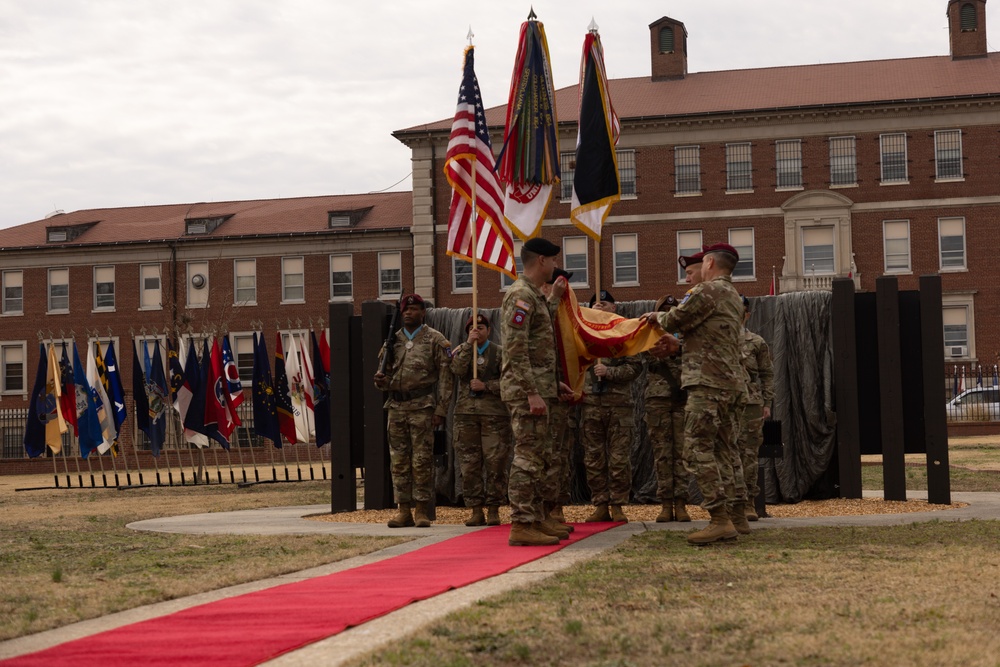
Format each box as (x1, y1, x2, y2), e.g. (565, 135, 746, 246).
(511, 308, 527, 327)
(515, 299, 532, 311)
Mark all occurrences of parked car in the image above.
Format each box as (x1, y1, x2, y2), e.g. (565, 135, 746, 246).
(946, 387, 1000, 422)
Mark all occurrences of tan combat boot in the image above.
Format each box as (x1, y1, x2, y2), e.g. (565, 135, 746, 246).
(745, 504, 759, 522)
(655, 502, 674, 523)
(486, 505, 501, 526)
(585, 504, 611, 522)
(548, 504, 566, 523)
(465, 506, 486, 527)
(687, 505, 739, 545)
(536, 518, 570, 540)
(413, 501, 432, 528)
(387, 502, 415, 528)
(610, 505, 629, 523)
(545, 503, 574, 532)
(508, 521, 559, 546)
(729, 502, 751, 535)
(674, 499, 691, 522)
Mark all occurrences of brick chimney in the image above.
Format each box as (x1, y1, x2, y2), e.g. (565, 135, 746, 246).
(650, 17, 688, 80)
(948, 0, 988, 59)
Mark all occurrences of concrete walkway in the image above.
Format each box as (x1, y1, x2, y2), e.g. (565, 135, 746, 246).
(2, 492, 997, 665)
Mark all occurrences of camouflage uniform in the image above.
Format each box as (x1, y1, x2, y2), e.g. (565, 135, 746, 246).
(545, 399, 575, 506)
(643, 350, 690, 503)
(580, 356, 641, 505)
(655, 275, 747, 512)
(374, 326, 453, 504)
(738, 330, 775, 503)
(501, 277, 558, 525)
(451, 339, 512, 508)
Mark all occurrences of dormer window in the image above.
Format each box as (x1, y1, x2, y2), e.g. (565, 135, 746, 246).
(960, 3, 978, 30)
(327, 207, 372, 229)
(329, 215, 351, 227)
(184, 215, 231, 235)
(46, 221, 98, 243)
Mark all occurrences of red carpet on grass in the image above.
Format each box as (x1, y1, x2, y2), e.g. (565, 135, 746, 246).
(2, 522, 615, 667)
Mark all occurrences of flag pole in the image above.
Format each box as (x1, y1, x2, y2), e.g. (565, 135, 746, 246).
(468, 27, 479, 382)
(594, 238, 601, 300)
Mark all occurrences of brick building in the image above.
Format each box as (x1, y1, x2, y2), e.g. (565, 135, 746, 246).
(394, 0, 999, 367)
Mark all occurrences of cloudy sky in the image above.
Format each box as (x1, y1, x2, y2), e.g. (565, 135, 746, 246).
(1, 0, 994, 229)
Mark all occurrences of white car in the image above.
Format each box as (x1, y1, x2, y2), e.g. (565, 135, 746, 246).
(946, 387, 1000, 422)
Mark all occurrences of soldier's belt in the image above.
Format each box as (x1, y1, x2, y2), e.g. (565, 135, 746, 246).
(390, 386, 435, 402)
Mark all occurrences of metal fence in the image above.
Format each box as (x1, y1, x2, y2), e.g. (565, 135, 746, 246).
(945, 362, 1000, 422)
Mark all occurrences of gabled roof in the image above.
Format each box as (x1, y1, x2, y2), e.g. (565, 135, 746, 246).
(395, 52, 1000, 136)
(0, 192, 412, 250)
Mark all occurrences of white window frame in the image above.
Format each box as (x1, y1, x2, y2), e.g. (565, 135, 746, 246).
(281, 256, 305, 304)
(674, 145, 701, 196)
(775, 140, 803, 190)
(234, 259, 257, 306)
(92, 265, 115, 312)
(2, 270, 23, 316)
(228, 332, 255, 386)
(725, 143, 753, 193)
(139, 263, 162, 311)
(801, 226, 836, 276)
(47, 268, 69, 313)
(378, 251, 402, 299)
(879, 133, 909, 184)
(1, 341, 27, 395)
(612, 233, 638, 286)
(451, 257, 473, 293)
(829, 136, 857, 187)
(677, 230, 703, 282)
(939, 217, 967, 272)
(563, 237, 589, 287)
(330, 254, 353, 302)
(558, 149, 636, 202)
(882, 220, 911, 274)
(942, 293, 976, 359)
(728, 228, 756, 281)
(934, 129, 964, 182)
(501, 240, 523, 290)
(186, 261, 209, 308)
(558, 152, 576, 202)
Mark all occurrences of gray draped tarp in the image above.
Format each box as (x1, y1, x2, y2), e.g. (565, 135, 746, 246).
(424, 289, 835, 506)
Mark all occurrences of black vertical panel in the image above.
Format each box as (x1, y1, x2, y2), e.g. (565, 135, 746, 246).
(898, 291, 927, 454)
(876, 276, 906, 501)
(349, 316, 365, 468)
(328, 302, 356, 512)
(919, 275, 951, 505)
(831, 278, 862, 498)
(854, 292, 882, 456)
(361, 300, 395, 510)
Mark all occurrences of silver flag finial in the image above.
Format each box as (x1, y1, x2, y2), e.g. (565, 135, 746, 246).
(527, 7, 537, 20)
(588, 17, 599, 34)
(467, 26, 474, 46)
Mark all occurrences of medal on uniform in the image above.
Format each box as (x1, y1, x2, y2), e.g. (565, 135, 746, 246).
(477, 356, 485, 365)
(405, 341, 414, 350)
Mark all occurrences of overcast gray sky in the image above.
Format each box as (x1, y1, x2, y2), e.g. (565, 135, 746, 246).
(1, 0, 994, 229)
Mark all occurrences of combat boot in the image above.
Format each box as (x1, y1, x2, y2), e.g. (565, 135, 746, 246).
(729, 502, 751, 535)
(745, 505, 759, 522)
(465, 506, 486, 527)
(544, 503, 574, 532)
(548, 504, 566, 523)
(610, 504, 629, 523)
(534, 520, 569, 540)
(486, 505, 501, 526)
(413, 501, 432, 528)
(585, 504, 611, 522)
(508, 521, 559, 547)
(655, 502, 674, 523)
(387, 502, 415, 528)
(687, 505, 739, 545)
(674, 499, 691, 522)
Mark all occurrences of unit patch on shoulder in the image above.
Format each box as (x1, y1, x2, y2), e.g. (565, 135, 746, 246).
(511, 308, 528, 328)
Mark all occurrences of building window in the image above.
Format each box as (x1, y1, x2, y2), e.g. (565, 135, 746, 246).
(829, 136, 857, 187)
(802, 227, 835, 275)
(379, 252, 402, 298)
(559, 149, 635, 201)
(943, 306, 969, 353)
(139, 264, 161, 310)
(939, 217, 966, 271)
(563, 237, 589, 287)
(48, 268, 69, 312)
(880, 133, 908, 183)
(729, 228, 755, 280)
(330, 255, 353, 301)
(883, 220, 911, 273)
(1, 343, 25, 394)
(3, 271, 23, 315)
(960, 3, 978, 31)
(501, 240, 523, 290)
(559, 153, 576, 201)
(677, 230, 703, 281)
(934, 130, 963, 180)
(93, 266, 115, 310)
(281, 256, 304, 303)
(775, 140, 803, 189)
(452, 257, 473, 292)
(725, 143, 753, 192)
(187, 261, 209, 308)
(234, 259, 256, 305)
(674, 146, 701, 195)
(230, 334, 255, 383)
(613, 234, 638, 285)
(659, 26, 674, 53)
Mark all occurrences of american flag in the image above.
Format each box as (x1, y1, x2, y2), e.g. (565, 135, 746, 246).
(444, 46, 517, 279)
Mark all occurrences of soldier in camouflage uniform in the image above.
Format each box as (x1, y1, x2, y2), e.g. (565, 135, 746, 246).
(501, 237, 571, 547)
(581, 290, 641, 523)
(644, 294, 692, 523)
(374, 294, 454, 529)
(738, 296, 775, 522)
(450, 313, 512, 527)
(645, 243, 748, 545)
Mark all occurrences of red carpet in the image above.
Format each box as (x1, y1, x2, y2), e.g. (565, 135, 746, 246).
(2, 523, 615, 667)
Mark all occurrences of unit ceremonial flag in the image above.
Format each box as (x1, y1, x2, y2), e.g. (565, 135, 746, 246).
(570, 26, 620, 240)
(444, 45, 517, 279)
(496, 13, 560, 240)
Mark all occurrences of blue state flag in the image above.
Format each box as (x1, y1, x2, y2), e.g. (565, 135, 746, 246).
(23, 344, 49, 458)
(132, 339, 151, 441)
(104, 340, 128, 448)
(148, 343, 170, 456)
(72, 342, 103, 459)
(311, 331, 330, 448)
(252, 333, 281, 445)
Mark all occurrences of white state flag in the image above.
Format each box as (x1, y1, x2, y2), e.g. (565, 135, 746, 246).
(284, 333, 311, 443)
(86, 342, 117, 454)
